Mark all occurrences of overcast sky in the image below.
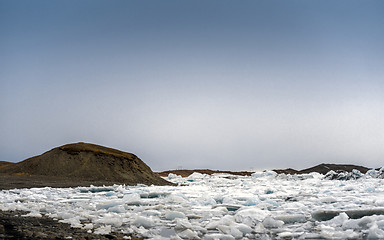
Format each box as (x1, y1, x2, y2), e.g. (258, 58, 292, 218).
(1, 0, 384, 171)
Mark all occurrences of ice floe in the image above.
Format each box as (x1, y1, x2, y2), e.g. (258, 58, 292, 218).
(1, 169, 384, 239)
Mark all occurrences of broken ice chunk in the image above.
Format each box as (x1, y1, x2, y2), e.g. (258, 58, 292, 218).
(165, 211, 186, 220)
(133, 216, 155, 228)
(262, 216, 284, 228)
(312, 209, 384, 221)
(177, 229, 200, 239)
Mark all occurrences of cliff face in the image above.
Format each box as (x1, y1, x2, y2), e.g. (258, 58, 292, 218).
(0, 142, 172, 186)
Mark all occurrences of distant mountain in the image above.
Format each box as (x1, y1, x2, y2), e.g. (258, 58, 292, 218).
(158, 169, 253, 177)
(0, 142, 172, 187)
(273, 163, 370, 175)
(158, 163, 372, 177)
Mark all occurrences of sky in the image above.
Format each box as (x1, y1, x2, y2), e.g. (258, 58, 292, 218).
(1, 0, 384, 171)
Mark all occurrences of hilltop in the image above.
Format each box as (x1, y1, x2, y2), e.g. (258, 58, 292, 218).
(0, 142, 172, 189)
(0, 161, 14, 168)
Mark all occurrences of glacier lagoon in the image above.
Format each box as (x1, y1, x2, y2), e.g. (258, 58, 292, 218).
(2, 170, 384, 239)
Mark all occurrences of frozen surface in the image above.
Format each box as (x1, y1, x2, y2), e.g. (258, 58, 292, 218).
(2, 171, 384, 239)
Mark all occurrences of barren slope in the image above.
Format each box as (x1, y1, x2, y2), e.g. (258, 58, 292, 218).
(0, 142, 172, 188)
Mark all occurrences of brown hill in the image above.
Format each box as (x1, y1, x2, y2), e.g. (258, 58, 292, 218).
(0, 142, 172, 189)
(0, 161, 14, 168)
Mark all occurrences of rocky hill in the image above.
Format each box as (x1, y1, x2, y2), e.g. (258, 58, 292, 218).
(273, 163, 370, 175)
(0, 142, 172, 189)
(0, 161, 14, 168)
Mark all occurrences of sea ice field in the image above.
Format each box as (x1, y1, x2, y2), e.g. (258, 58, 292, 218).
(2, 169, 384, 239)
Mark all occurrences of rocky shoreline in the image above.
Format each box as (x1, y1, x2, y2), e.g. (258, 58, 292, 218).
(0, 210, 142, 240)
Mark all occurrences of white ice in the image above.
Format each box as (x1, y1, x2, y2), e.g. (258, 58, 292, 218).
(1, 170, 384, 239)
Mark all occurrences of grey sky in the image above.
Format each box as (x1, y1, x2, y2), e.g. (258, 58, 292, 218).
(1, 0, 384, 171)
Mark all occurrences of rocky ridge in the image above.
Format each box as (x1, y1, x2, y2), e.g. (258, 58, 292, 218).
(273, 163, 370, 175)
(157, 163, 373, 178)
